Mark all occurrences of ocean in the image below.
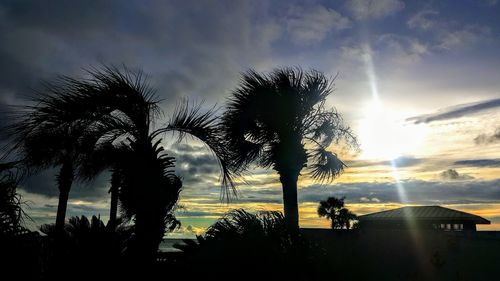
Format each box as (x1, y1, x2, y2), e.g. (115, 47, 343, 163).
(159, 238, 195, 252)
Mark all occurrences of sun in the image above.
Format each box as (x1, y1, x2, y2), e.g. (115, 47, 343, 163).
(358, 100, 426, 161)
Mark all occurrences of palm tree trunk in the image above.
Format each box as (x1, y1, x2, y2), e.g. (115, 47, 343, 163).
(55, 189, 69, 232)
(55, 162, 74, 234)
(126, 208, 166, 268)
(108, 171, 120, 226)
(279, 171, 300, 230)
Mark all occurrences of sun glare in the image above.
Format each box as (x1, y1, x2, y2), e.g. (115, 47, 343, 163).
(358, 100, 426, 161)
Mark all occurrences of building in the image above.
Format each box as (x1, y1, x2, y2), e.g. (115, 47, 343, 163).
(358, 206, 490, 231)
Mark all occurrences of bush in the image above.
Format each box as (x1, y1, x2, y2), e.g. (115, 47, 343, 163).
(173, 209, 326, 280)
(40, 215, 133, 279)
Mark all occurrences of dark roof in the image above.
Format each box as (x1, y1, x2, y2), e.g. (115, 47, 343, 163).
(358, 206, 490, 224)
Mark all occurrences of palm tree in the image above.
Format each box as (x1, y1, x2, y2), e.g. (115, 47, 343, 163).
(79, 143, 127, 227)
(222, 67, 357, 229)
(0, 161, 27, 236)
(7, 66, 235, 260)
(317, 196, 357, 229)
(68, 68, 235, 259)
(6, 83, 102, 234)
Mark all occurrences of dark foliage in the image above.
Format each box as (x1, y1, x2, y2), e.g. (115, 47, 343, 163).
(4, 65, 236, 264)
(0, 161, 27, 236)
(40, 215, 133, 279)
(317, 196, 357, 229)
(222, 67, 357, 228)
(0, 162, 41, 280)
(173, 209, 327, 280)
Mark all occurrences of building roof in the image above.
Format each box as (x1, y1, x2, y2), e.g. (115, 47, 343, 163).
(358, 206, 490, 224)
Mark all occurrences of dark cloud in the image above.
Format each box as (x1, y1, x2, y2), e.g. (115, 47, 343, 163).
(406, 98, 500, 124)
(474, 127, 500, 145)
(174, 152, 222, 186)
(454, 159, 500, 167)
(439, 169, 474, 181)
(20, 168, 110, 200)
(387, 156, 423, 167)
(170, 143, 207, 154)
(299, 179, 500, 205)
(0, 0, 282, 116)
(346, 156, 423, 168)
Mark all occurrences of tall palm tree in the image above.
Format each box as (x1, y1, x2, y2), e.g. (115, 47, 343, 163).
(70, 68, 235, 259)
(317, 196, 357, 229)
(222, 67, 357, 230)
(79, 143, 127, 227)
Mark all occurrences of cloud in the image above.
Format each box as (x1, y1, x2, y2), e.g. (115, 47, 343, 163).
(407, 10, 439, 30)
(475, 127, 500, 145)
(347, 156, 423, 168)
(454, 159, 500, 167)
(437, 24, 491, 50)
(285, 4, 350, 45)
(360, 196, 381, 203)
(406, 98, 500, 124)
(299, 179, 500, 205)
(478, 0, 498, 6)
(375, 34, 428, 65)
(389, 156, 423, 167)
(19, 168, 110, 200)
(439, 169, 474, 181)
(345, 0, 405, 20)
(0, 0, 281, 115)
(407, 9, 491, 51)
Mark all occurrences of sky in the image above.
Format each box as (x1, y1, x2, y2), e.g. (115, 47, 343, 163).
(1, 0, 499, 236)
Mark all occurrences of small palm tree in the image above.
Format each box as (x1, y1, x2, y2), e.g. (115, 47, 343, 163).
(222, 67, 357, 229)
(0, 161, 28, 236)
(40, 215, 134, 278)
(317, 196, 357, 229)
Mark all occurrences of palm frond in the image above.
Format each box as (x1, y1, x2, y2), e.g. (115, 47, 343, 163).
(223, 67, 358, 186)
(154, 100, 238, 200)
(309, 146, 346, 182)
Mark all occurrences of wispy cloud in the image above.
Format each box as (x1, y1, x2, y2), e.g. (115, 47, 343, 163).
(346, 156, 423, 168)
(407, 9, 439, 30)
(406, 98, 500, 124)
(345, 0, 405, 20)
(300, 179, 500, 205)
(437, 24, 491, 50)
(285, 4, 350, 45)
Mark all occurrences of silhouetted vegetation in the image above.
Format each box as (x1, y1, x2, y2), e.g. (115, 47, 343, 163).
(0, 161, 26, 235)
(222, 68, 358, 229)
(39, 215, 133, 279)
(173, 209, 327, 280)
(5, 66, 236, 265)
(3, 65, 499, 281)
(0, 162, 40, 279)
(317, 196, 357, 229)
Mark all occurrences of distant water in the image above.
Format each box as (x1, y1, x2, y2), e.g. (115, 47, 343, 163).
(159, 238, 195, 252)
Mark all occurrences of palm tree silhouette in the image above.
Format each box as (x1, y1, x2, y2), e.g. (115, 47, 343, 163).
(8, 66, 235, 260)
(7, 93, 100, 233)
(0, 161, 27, 236)
(222, 68, 357, 229)
(317, 196, 357, 229)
